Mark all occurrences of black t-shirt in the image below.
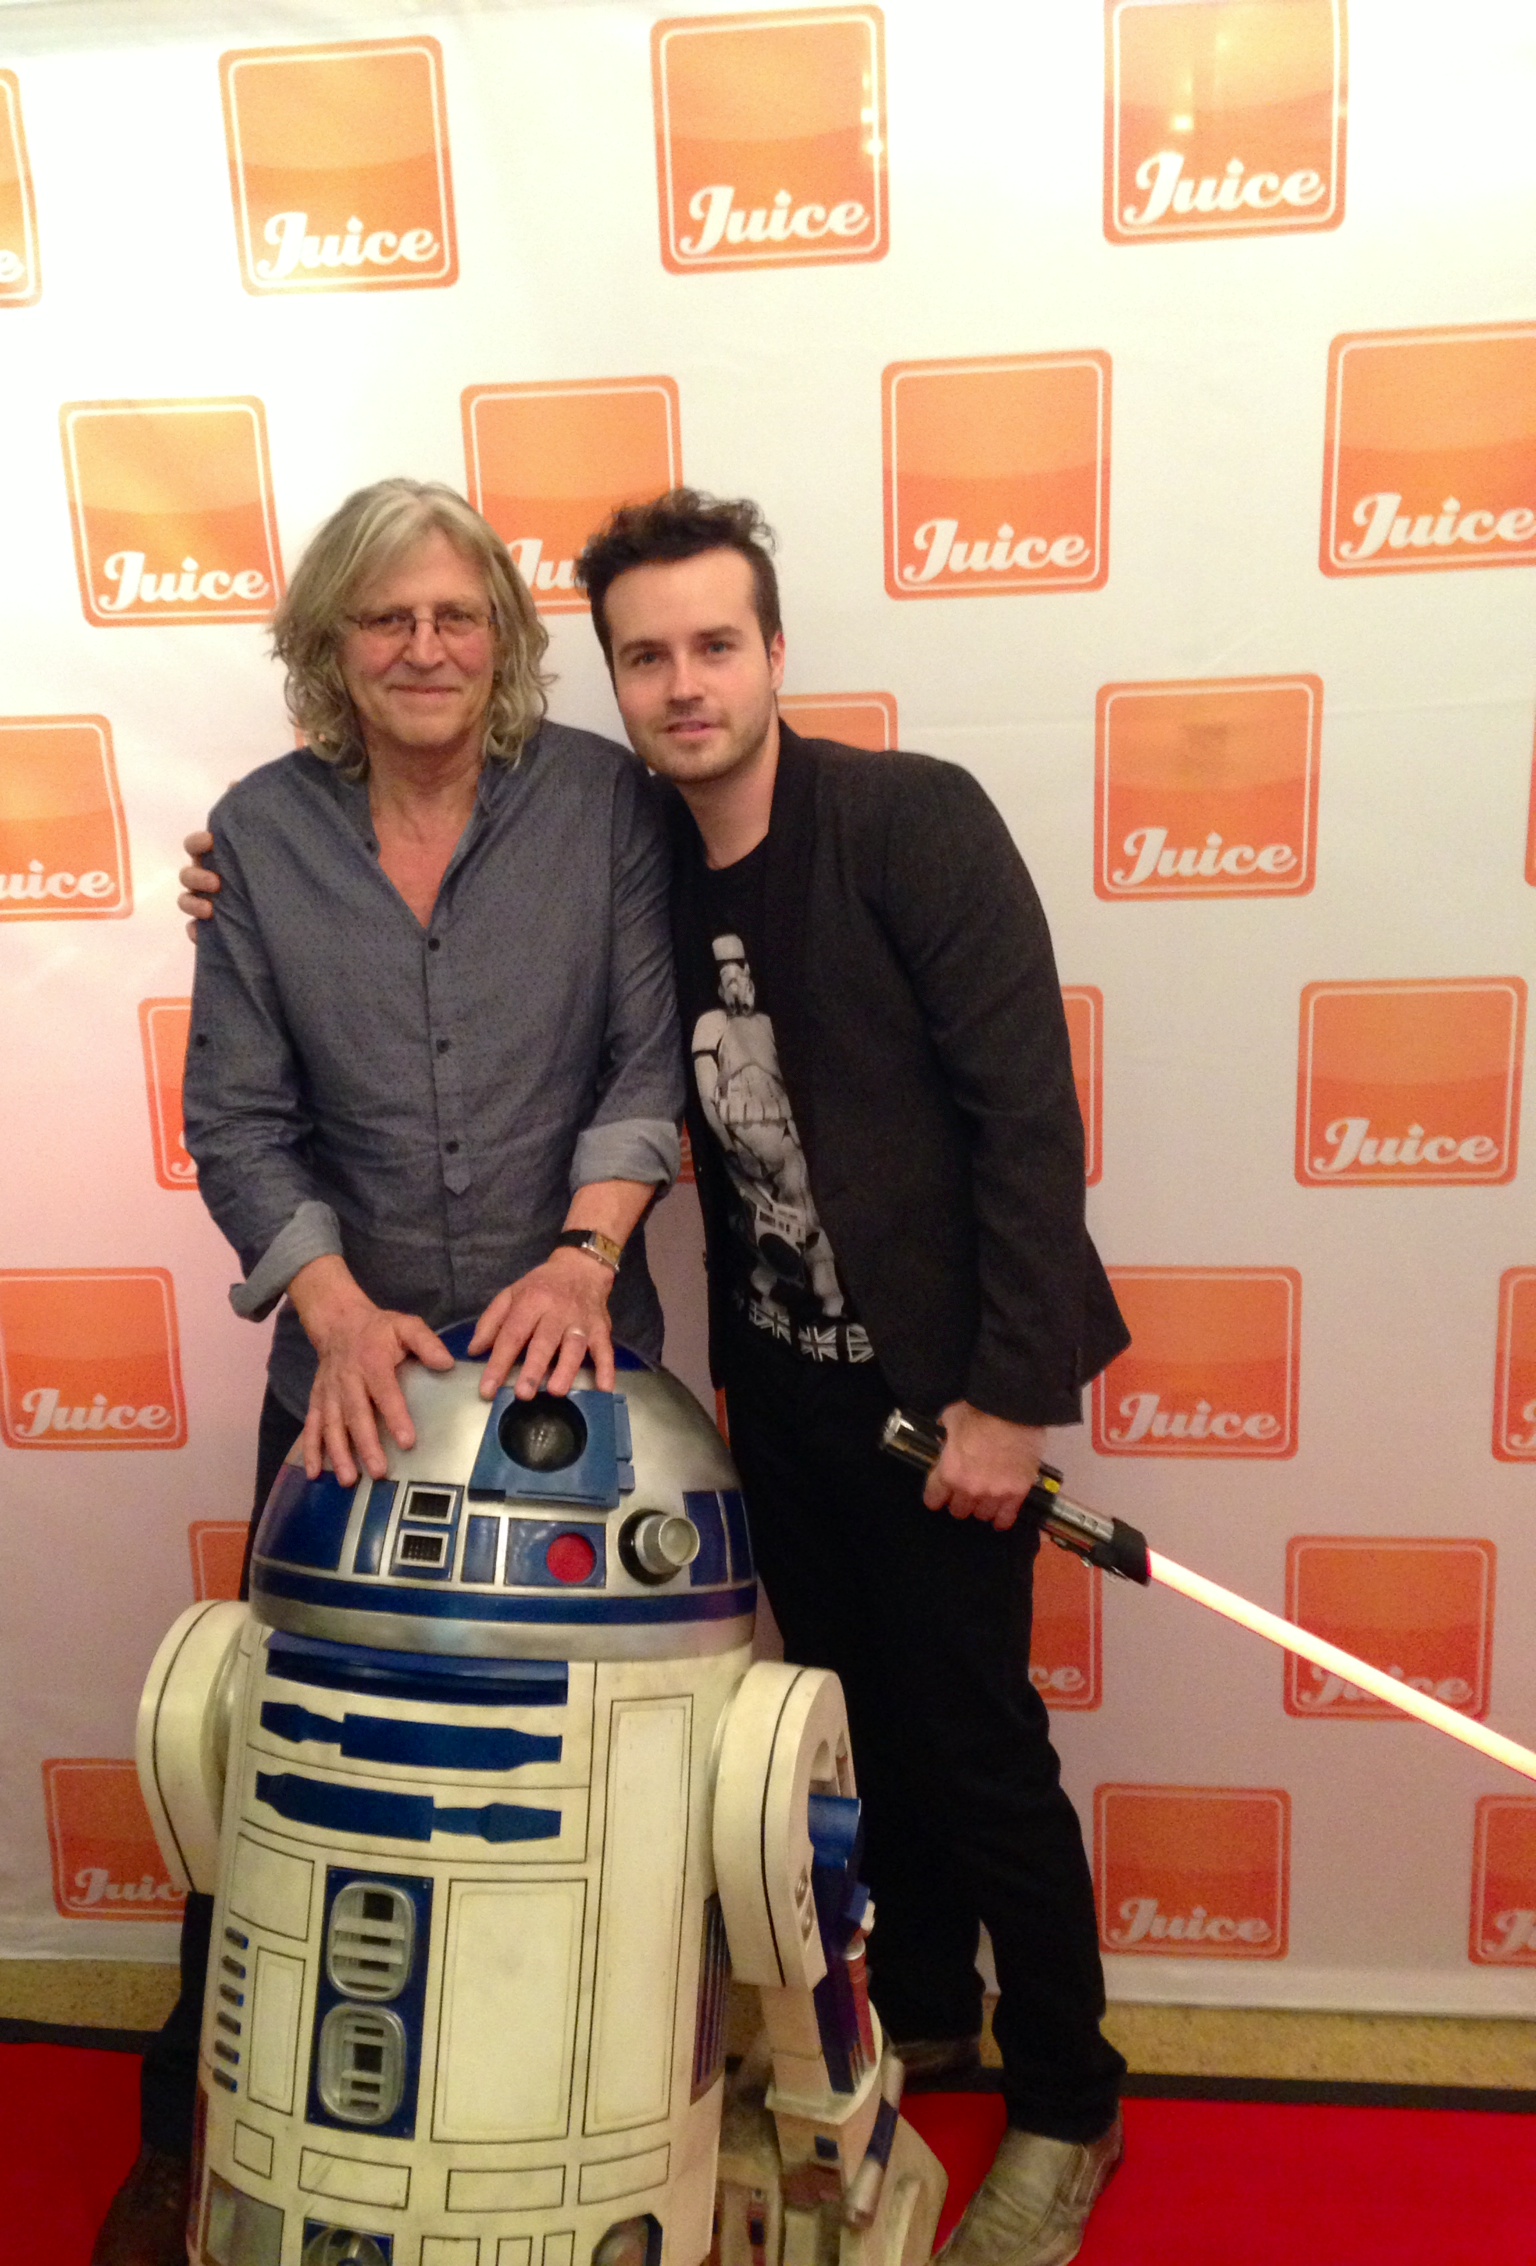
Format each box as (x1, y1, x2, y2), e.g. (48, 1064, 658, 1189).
(677, 836, 862, 1349)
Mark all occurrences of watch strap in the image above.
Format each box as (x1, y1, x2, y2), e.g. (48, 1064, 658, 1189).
(552, 1228, 622, 1272)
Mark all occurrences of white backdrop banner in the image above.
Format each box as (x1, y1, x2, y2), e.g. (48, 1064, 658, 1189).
(1, 0, 1534, 2014)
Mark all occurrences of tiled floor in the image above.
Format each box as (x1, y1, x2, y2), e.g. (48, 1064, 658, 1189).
(5, 1961, 1535, 2089)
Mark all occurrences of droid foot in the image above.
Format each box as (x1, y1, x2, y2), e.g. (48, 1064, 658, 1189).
(935, 2113, 1122, 2266)
(90, 2143, 190, 2266)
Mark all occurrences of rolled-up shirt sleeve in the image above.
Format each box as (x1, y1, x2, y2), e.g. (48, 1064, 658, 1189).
(182, 818, 338, 1320)
(569, 763, 684, 1194)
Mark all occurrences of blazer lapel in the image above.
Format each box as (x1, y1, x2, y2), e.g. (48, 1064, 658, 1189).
(760, 723, 820, 1152)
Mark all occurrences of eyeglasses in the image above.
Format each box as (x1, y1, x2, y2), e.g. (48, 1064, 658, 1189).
(345, 605, 495, 652)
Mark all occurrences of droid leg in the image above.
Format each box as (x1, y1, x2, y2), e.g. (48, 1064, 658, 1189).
(137, 1600, 249, 1893)
(713, 1665, 946, 2266)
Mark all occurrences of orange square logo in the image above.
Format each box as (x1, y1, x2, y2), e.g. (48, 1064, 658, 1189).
(1060, 986, 1103, 1188)
(463, 379, 682, 616)
(1094, 1267, 1300, 1457)
(1105, 0, 1345, 246)
(1284, 1537, 1495, 1719)
(779, 692, 898, 752)
(1472, 1799, 1536, 1963)
(883, 356, 1111, 600)
(1296, 978, 1526, 1186)
(652, 9, 887, 274)
(1095, 1785, 1289, 1957)
(221, 39, 456, 295)
(0, 716, 130, 920)
(190, 1522, 248, 1602)
(139, 999, 195, 1190)
(42, 1760, 185, 1921)
(1031, 1544, 1101, 1711)
(1495, 1270, 1536, 1463)
(0, 71, 41, 305)
(61, 398, 283, 628)
(1322, 327, 1536, 576)
(1095, 676, 1321, 899)
(0, 1269, 187, 1449)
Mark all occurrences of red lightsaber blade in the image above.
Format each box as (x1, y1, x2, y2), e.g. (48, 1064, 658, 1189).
(880, 1413, 1536, 1788)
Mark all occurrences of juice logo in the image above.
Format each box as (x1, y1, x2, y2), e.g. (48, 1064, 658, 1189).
(1105, 0, 1345, 245)
(221, 39, 456, 294)
(1296, 978, 1526, 1186)
(1284, 1537, 1495, 1719)
(1495, 1270, 1536, 1463)
(1095, 676, 1321, 899)
(1094, 1268, 1300, 1457)
(1060, 986, 1103, 1188)
(652, 9, 887, 274)
(0, 717, 130, 920)
(1322, 327, 1536, 577)
(779, 692, 898, 751)
(1471, 1799, 1536, 1964)
(0, 71, 41, 304)
(190, 1522, 248, 1602)
(1094, 1784, 1289, 1958)
(0, 1270, 187, 1449)
(139, 999, 195, 1190)
(883, 355, 1111, 600)
(61, 399, 283, 628)
(463, 379, 682, 615)
(42, 1759, 184, 1921)
(1031, 1541, 1100, 1710)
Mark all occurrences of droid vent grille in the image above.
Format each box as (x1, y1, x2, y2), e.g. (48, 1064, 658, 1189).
(404, 1486, 455, 1520)
(328, 1883, 415, 2001)
(398, 1530, 449, 1566)
(317, 2003, 406, 2125)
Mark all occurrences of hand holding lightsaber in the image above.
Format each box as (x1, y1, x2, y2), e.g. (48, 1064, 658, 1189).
(882, 1412, 1151, 1582)
(881, 1408, 1536, 1789)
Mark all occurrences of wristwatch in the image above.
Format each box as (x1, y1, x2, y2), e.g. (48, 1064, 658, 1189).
(552, 1228, 623, 1273)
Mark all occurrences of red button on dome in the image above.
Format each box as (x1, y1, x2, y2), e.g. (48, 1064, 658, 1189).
(546, 1533, 597, 1585)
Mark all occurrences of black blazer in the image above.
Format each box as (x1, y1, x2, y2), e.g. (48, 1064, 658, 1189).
(669, 726, 1128, 1428)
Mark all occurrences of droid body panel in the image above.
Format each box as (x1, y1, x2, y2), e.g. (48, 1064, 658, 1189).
(139, 1341, 943, 2266)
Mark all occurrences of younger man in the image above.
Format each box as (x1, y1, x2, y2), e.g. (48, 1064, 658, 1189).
(576, 493, 1129, 2266)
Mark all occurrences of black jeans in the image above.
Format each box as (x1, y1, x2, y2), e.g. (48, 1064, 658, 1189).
(721, 1319, 1124, 2142)
(139, 1389, 304, 2156)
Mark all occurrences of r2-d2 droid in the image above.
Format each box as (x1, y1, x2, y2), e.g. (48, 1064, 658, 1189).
(138, 1333, 945, 2266)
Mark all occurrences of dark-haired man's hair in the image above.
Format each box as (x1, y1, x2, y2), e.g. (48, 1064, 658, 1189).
(575, 489, 781, 662)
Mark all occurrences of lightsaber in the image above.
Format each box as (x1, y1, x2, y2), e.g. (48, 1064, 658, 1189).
(880, 1412, 1536, 1788)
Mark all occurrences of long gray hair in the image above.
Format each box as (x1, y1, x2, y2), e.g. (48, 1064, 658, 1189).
(272, 479, 551, 776)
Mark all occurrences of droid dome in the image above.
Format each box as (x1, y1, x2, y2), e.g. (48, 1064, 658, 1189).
(250, 1327, 755, 1661)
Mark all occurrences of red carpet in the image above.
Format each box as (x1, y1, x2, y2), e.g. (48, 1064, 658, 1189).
(2, 2042, 142, 2266)
(904, 2091, 1536, 2264)
(3, 2044, 1532, 2266)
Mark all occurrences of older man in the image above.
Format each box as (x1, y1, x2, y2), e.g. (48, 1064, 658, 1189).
(94, 479, 680, 2266)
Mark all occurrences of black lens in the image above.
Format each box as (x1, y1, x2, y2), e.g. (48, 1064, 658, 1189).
(499, 1393, 588, 1472)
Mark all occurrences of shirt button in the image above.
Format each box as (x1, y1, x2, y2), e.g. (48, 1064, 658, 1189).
(445, 1140, 460, 1155)
(428, 937, 441, 952)
(436, 1038, 450, 1053)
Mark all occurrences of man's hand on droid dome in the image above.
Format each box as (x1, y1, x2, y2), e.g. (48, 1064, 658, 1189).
(471, 1180, 655, 1403)
(180, 828, 219, 939)
(924, 1400, 1045, 1532)
(471, 1249, 618, 1403)
(289, 1256, 455, 1487)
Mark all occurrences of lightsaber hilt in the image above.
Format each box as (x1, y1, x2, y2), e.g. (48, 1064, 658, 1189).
(879, 1410, 1151, 1585)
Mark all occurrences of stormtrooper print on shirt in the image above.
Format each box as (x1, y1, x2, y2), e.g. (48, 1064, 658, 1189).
(684, 844, 870, 1361)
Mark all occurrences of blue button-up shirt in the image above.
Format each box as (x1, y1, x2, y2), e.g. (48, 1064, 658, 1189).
(184, 725, 682, 1417)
